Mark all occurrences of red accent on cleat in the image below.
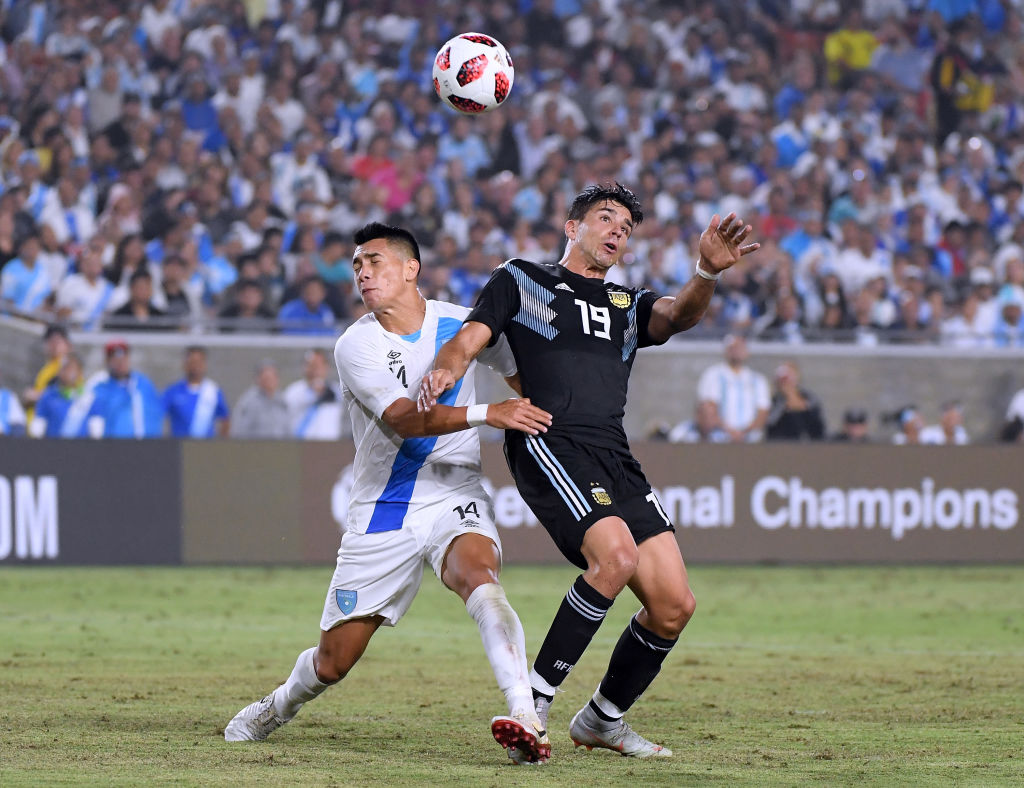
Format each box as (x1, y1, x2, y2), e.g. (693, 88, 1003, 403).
(491, 717, 550, 764)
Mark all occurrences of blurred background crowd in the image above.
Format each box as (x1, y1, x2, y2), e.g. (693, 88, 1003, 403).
(0, 0, 1023, 343)
(1, 0, 1024, 442)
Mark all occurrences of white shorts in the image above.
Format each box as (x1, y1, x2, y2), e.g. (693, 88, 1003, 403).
(320, 484, 501, 630)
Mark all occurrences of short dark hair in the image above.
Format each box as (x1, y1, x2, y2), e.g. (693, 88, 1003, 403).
(352, 221, 421, 272)
(185, 345, 206, 357)
(129, 268, 152, 284)
(567, 182, 644, 226)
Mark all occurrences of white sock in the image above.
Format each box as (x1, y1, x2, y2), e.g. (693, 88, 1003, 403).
(529, 668, 558, 699)
(590, 687, 626, 721)
(272, 646, 330, 720)
(465, 583, 534, 716)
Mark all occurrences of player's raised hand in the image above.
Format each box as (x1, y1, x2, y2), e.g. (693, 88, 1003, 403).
(417, 369, 456, 412)
(485, 398, 553, 435)
(698, 212, 760, 275)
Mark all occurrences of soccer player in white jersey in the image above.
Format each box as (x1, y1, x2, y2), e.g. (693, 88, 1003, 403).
(224, 222, 554, 763)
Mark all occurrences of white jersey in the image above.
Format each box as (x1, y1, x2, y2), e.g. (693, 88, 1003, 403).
(334, 299, 516, 535)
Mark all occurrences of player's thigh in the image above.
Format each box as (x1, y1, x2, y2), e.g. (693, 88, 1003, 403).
(628, 531, 695, 639)
(320, 528, 426, 631)
(425, 485, 502, 596)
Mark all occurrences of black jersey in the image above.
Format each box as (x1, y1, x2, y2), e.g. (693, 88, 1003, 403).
(467, 258, 665, 447)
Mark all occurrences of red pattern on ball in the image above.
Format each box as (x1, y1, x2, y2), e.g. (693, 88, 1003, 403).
(446, 95, 488, 113)
(493, 72, 510, 104)
(433, 77, 440, 95)
(456, 54, 488, 87)
(435, 46, 450, 70)
(460, 34, 497, 46)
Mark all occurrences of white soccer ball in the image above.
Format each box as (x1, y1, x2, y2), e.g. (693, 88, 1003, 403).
(432, 32, 514, 114)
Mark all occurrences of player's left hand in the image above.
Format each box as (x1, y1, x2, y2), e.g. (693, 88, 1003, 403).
(698, 213, 760, 275)
(486, 397, 553, 435)
(417, 369, 455, 412)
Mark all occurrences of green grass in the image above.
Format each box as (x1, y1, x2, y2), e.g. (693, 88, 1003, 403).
(1, 566, 1022, 786)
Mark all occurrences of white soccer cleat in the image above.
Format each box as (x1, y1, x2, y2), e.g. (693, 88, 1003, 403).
(491, 712, 551, 765)
(506, 694, 553, 765)
(569, 706, 672, 758)
(224, 694, 288, 742)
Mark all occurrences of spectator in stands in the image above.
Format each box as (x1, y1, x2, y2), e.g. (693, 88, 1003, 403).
(891, 406, 925, 445)
(0, 362, 27, 436)
(85, 340, 165, 439)
(163, 346, 230, 439)
(278, 275, 336, 335)
(29, 353, 88, 438)
(1000, 386, 1024, 442)
(831, 407, 871, 443)
(667, 401, 728, 444)
(920, 400, 969, 445)
(55, 237, 116, 330)
(765, 361, 826, 441)
(230, 358, 291, 439)
(105, 269, 169, 331)
(21, 323, 73, 418)
(696, 334, 770, 443)
(992, 289, 1024, 347)
(219, 278, 276, 332)
(1, 232, 51, 313)
(158, 254, 202, 324)
(282, 348, 343, 441)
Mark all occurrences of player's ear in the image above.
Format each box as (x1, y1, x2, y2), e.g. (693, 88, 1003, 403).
(564, 219, 577, 241)
(406, 257, 421, 281)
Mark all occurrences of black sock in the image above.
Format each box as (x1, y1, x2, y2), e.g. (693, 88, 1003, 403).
(532, 575, 614, 690)
(596, 615, 677, 715)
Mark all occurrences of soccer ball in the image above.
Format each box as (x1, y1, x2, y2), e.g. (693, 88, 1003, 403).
(432, 32, 514, 114)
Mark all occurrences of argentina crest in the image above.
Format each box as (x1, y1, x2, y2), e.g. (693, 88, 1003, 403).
(608, 291, 631, 309)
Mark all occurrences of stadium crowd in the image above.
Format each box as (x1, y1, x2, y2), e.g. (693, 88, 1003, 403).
(0, 0, 1023, 344)
(1, 0, 1024, 440)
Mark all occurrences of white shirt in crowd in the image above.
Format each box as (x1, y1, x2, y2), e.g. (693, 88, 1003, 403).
(697, 361, 771, 438)
(283, 378, 345, 441)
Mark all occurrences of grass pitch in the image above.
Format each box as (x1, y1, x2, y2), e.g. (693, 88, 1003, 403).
(1, 565, 1022, 786)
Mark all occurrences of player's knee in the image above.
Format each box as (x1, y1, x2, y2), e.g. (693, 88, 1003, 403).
(313, 646, 353, 684)
(447, 567, 500, 601)
(657, 590, 696, 637)
(595, 543, 639, 585)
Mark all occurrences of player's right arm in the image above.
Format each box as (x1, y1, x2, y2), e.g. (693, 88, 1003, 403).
(417, 320, 493, 411)
(419, 263, 521, 411)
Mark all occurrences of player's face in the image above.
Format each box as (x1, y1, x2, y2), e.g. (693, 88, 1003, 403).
(352, 238, 418, 311)
(569, 201, 634, 270)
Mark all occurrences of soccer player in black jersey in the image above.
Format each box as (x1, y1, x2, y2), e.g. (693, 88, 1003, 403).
(419, 183, 760, 760)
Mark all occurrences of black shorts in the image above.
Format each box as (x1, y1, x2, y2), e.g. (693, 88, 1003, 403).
(504, 431, 675, 569)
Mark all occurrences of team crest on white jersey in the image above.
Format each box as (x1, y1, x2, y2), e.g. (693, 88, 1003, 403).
(608, 292, 631, 309)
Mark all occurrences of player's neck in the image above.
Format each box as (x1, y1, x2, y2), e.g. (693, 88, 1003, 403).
(374, 293, 427, 336)
(559, 246, 609, 280)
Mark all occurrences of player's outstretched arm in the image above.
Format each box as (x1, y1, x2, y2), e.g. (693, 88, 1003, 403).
(384, 396, 551, 438)
(417, 321, 493, 412)
(647, 212, 760, 343)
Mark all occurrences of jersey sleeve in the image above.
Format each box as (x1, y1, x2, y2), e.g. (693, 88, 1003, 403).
(476, 331, 517, 378)
(466, 264, 520, 346)
(216, 388, 230, 419)
(636, 290, 668, 348)
(334, 330, 408, 420)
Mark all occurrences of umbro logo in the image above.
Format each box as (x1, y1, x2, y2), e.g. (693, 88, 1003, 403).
(387, 350, 407, 386)
(555, 283, 574, 292)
